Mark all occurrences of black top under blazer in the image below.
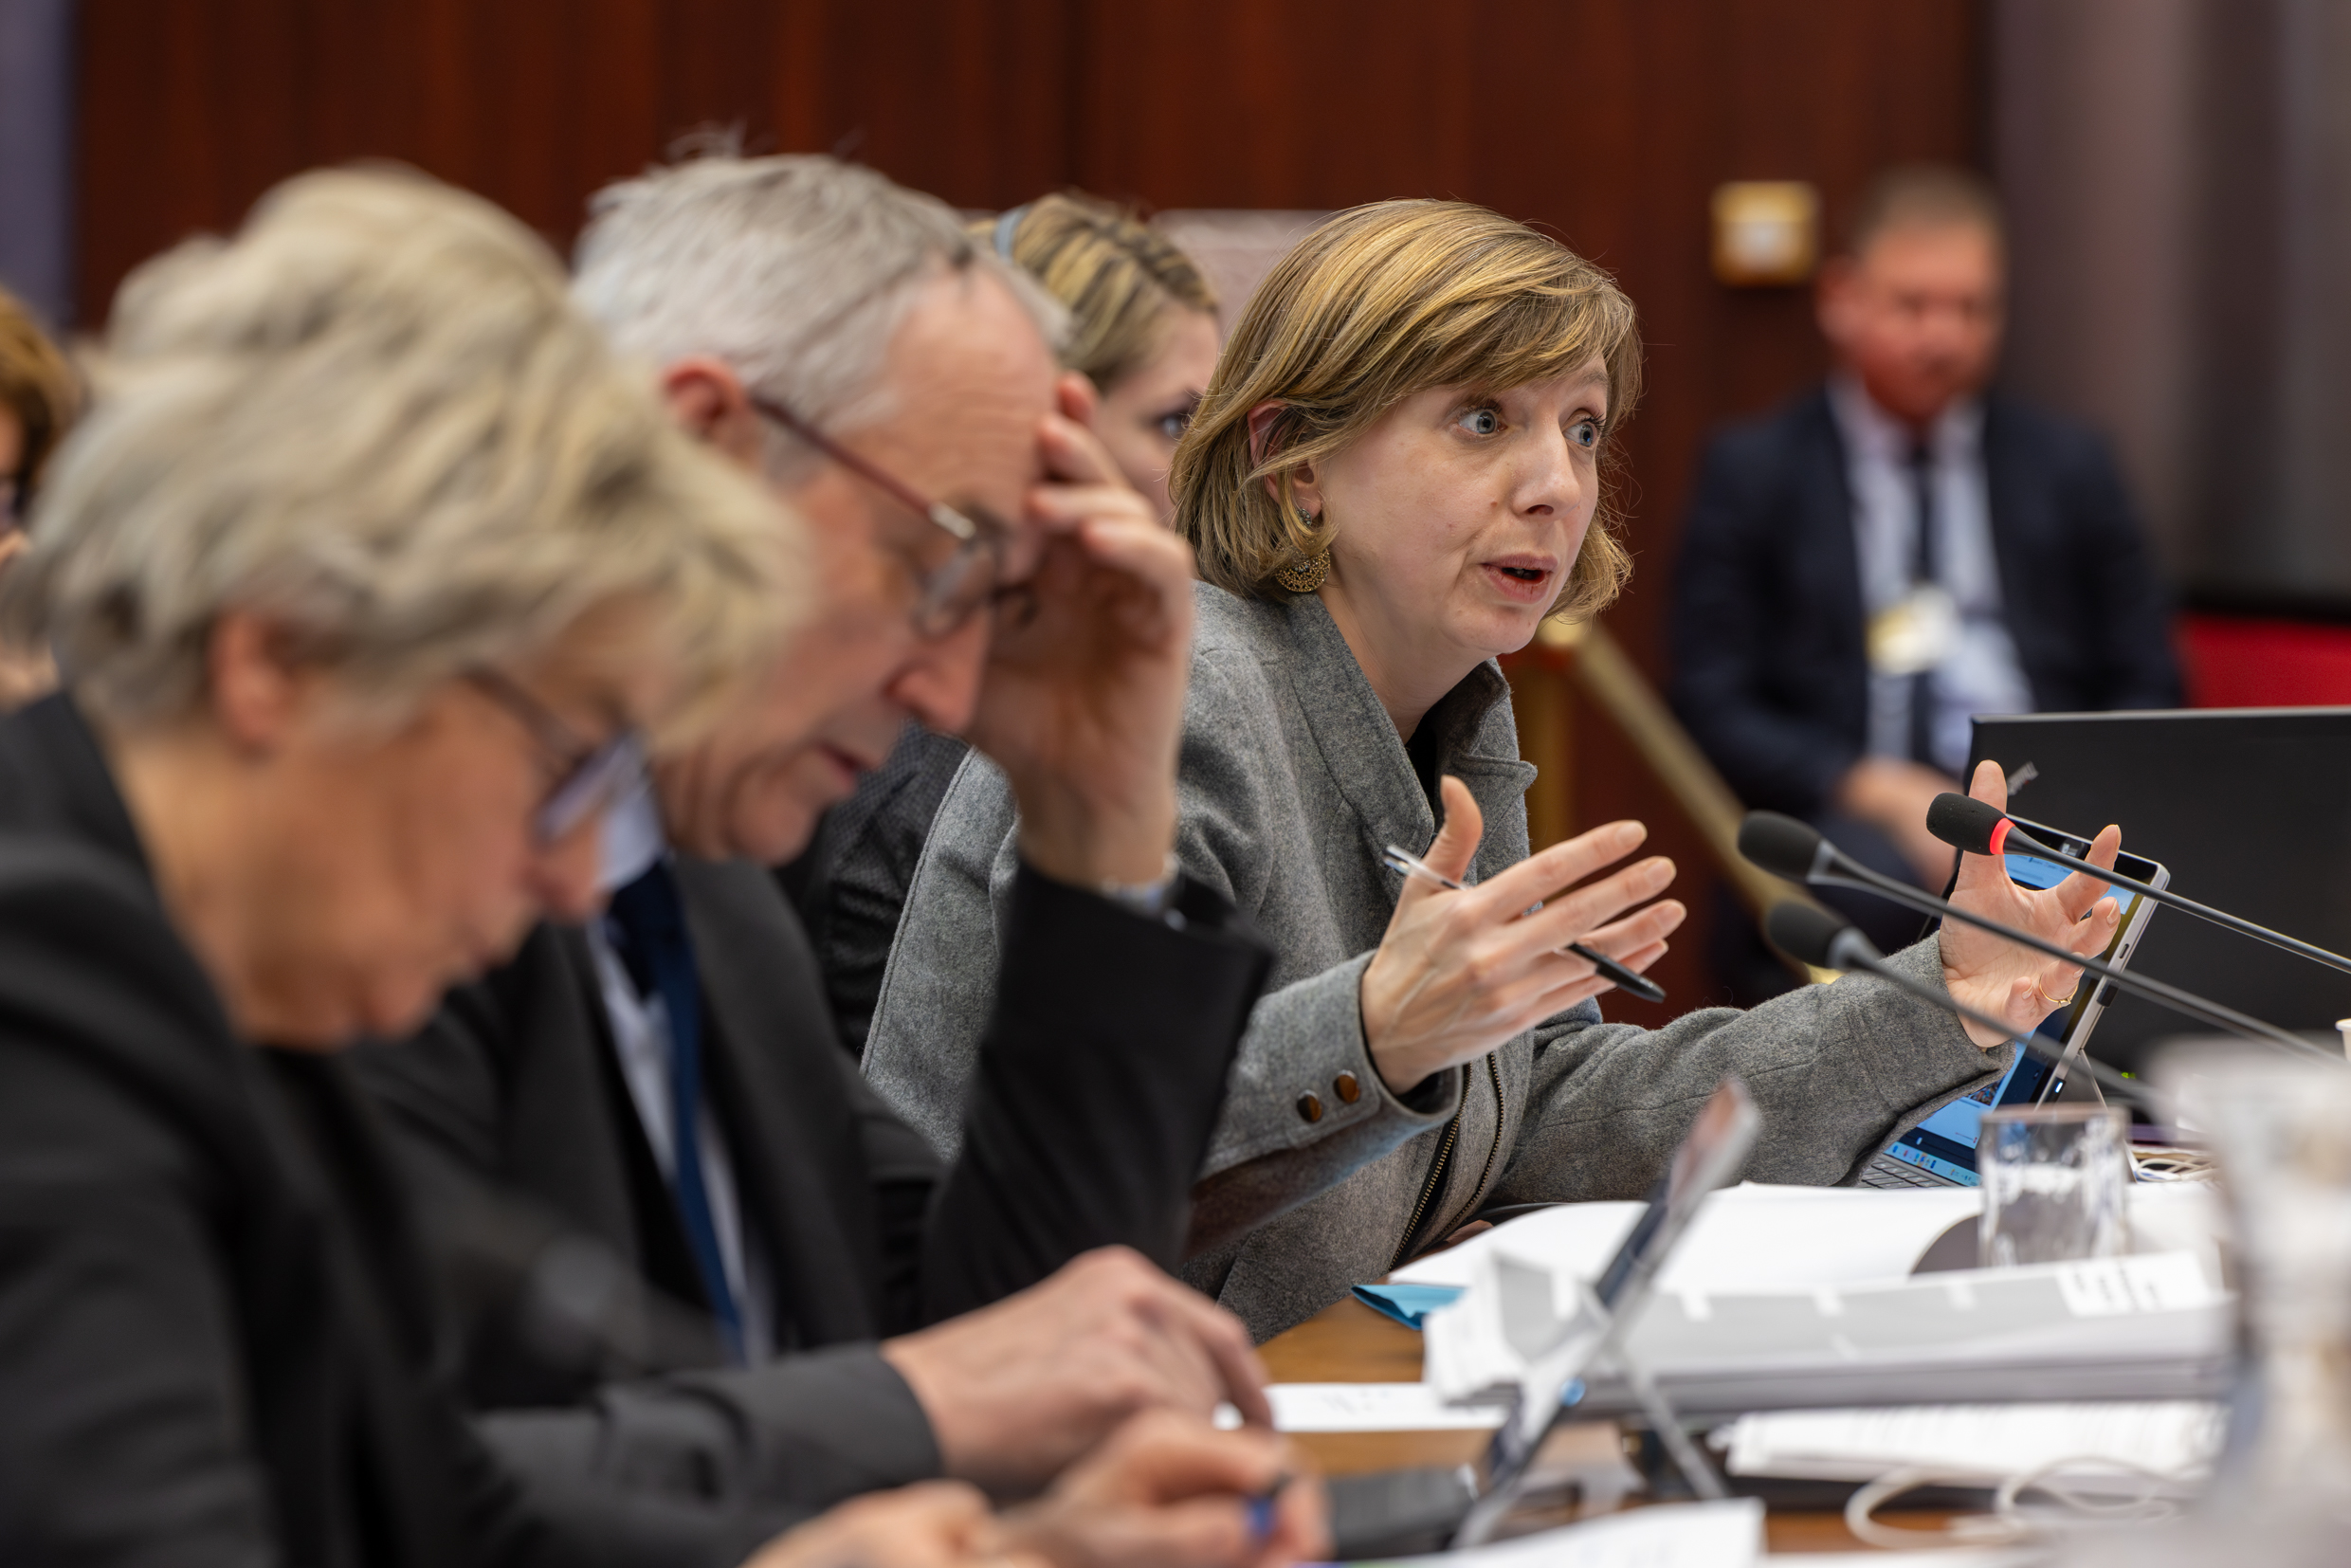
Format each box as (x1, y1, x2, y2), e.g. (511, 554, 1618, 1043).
(0, 694, 817, 1568)
(1668, 387, 2182, 818)
(352, 812, 1273, 1413)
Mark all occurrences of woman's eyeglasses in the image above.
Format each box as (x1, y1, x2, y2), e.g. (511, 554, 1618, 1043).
(465, 667, 648, 846)
(748, 394, 1005, 638)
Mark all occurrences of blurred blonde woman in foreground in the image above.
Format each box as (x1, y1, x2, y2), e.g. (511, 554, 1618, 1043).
(867, 198, 2128, 1340)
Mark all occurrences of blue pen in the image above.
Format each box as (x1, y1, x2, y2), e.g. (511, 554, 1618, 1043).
(1246, 1471, 1293, 1541)
(1381, 844, 1668, 1005)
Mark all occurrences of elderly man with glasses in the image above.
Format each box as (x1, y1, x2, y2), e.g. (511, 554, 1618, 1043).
(350, 155, 1292, 1541)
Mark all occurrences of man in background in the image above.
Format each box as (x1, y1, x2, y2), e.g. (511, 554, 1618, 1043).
(1669, 164, 2178, 983)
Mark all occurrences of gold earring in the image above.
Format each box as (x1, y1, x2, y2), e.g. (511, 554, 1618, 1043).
(1273, 504, 1331, 593)
(1274, 551, 1330, 593)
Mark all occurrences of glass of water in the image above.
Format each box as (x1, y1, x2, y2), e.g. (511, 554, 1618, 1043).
(1977, 1104, 2129, 1267)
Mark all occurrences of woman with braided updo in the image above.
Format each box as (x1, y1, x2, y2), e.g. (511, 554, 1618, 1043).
(983, 191, 1219, 520)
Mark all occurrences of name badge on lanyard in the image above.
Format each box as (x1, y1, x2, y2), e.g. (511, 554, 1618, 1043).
(1868, 583, 1959, 677)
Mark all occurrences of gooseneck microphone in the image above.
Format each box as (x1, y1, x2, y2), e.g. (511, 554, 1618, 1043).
(1762, 903, 2139, 1102)
(1924, 792, 2351, 979)
(1738, 811, 2341, 1065)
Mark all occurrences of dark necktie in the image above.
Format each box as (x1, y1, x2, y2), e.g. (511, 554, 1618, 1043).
(605, 862, 745, 1361)
(1907, 440, 1940, 766)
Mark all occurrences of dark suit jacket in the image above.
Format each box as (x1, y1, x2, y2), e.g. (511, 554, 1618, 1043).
(0, 694, 795, 1568)
(1668, 387, 2181, 818)
(353, 837, 1272, 1417)
(776, 725, 971, 1057)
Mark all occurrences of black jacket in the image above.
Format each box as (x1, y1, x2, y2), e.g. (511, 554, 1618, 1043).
(0, 694, 810, 1568)
(1668, 387, 2181, 818)
(776, 725, 970, 1058)
(353, 823, 1272, 1415)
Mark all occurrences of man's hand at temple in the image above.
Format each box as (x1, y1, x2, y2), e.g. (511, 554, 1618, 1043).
(1940, 757, 2123, 1048)
(968, 390, 1195, 891)
(1833, 756, 1965, 887)
(879, 1249, 1272, 1499)
(1000, 1411, 1328, 1568)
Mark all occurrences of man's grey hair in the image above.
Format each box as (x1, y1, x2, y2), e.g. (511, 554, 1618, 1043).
(572, 154, 1067, 476)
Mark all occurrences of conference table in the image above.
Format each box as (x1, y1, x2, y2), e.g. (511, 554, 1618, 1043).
(1259, 1294, 1965, 1555)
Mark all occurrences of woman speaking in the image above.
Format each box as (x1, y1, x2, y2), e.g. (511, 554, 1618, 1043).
(865, 199, 2123, 1341)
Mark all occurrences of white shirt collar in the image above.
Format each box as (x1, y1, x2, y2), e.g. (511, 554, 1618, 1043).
(1827, 373, 1982, 465)
(598, 775, 668, 892)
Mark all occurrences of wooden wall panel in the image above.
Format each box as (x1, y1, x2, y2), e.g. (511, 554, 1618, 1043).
(78, 0, 1983, 1019)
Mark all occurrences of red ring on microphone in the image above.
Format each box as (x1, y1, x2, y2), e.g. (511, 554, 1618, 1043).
(1986, 817, 2012, 858)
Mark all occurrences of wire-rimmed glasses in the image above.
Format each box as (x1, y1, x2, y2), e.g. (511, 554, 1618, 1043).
(749, 394, 1006, 638)
(465, 666, 648, 846)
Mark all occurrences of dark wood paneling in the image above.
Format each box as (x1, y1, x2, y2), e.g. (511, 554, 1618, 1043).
(78, 0, 1982, 1017)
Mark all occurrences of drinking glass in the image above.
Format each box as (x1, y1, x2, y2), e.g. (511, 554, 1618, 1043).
(1977, 1104, 2129, 1267)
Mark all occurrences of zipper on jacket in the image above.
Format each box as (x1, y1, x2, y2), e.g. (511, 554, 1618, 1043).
(1388, 1053, 1505, 1272)
(1391, 1069, 1467, 1271)
(1456, 1053, 1507, 1227)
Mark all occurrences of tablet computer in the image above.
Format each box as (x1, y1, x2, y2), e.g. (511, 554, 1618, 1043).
(1859, 813, 2168, 1190)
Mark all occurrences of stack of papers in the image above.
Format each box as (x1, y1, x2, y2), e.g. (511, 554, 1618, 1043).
(1717, 1401, 2223, 1494)
(1391, 1182, 2222, 1297)
(1398, 1185, 2231, 1418)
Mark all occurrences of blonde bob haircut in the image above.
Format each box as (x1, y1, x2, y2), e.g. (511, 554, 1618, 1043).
(977, 192, 1216, 392)
(3, 166, 800, 739)
(1172, 199, 1641, 619)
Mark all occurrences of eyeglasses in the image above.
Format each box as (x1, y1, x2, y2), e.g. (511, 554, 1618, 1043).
(748, 394, 1005, 638)
(464, 666, 648, 846)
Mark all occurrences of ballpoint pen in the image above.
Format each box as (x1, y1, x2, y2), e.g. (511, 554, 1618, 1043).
(1380, 844, 1669, 1005)
(1246, 1471, 1293, 1542)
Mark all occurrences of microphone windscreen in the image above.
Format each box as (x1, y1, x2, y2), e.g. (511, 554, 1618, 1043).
(1764, 901, 1850, 969)
(1738, 811, 1824, 880)
(1925, 793, 2008, 856)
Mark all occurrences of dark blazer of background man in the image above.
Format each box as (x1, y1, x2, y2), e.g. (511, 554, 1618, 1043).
(1669, 164, 2178, 954)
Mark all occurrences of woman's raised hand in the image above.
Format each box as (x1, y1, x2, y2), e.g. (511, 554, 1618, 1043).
(1940, 758, 2123, 1048)
(1359, 776, 1685, 1095)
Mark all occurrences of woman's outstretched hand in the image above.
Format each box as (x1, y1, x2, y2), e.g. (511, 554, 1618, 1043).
(1359, 775, 1685, 1095)
(1940, 758, 2123, 1048)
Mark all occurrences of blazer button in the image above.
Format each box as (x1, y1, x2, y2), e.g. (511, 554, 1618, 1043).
(1334, 1071, 1362, 1103)
(1295, 1091, 1324, 1123)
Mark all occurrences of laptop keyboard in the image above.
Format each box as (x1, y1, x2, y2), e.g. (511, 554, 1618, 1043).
(1859, 1151, 1958, 1189)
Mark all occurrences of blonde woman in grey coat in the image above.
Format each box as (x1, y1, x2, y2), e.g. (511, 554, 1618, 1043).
(865, 200, 2126, 1341)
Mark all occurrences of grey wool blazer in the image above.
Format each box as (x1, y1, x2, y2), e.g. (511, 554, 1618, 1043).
(866, 583, 2005, 1340)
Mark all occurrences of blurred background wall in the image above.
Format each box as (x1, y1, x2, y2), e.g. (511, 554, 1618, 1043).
(44, 0, 1985, 1020)
(1997, 0, 2351, 615)
(0, 0, 74, 328)
(40, 0, 2351, 1011)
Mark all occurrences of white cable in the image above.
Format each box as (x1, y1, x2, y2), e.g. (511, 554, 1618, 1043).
(1844, 1456, 2195, 1550)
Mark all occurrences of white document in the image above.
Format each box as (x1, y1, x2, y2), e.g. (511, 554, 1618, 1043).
(1770, 1554, 2033, 1568)
(1717, 1400, 2223, 1492)
(1395, 1181, 2225, 1295)
(1394, 1184, 1982, 1295)
(1263, 1382, 1505, 1432)
(1364, 1499, 1762, 1568)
